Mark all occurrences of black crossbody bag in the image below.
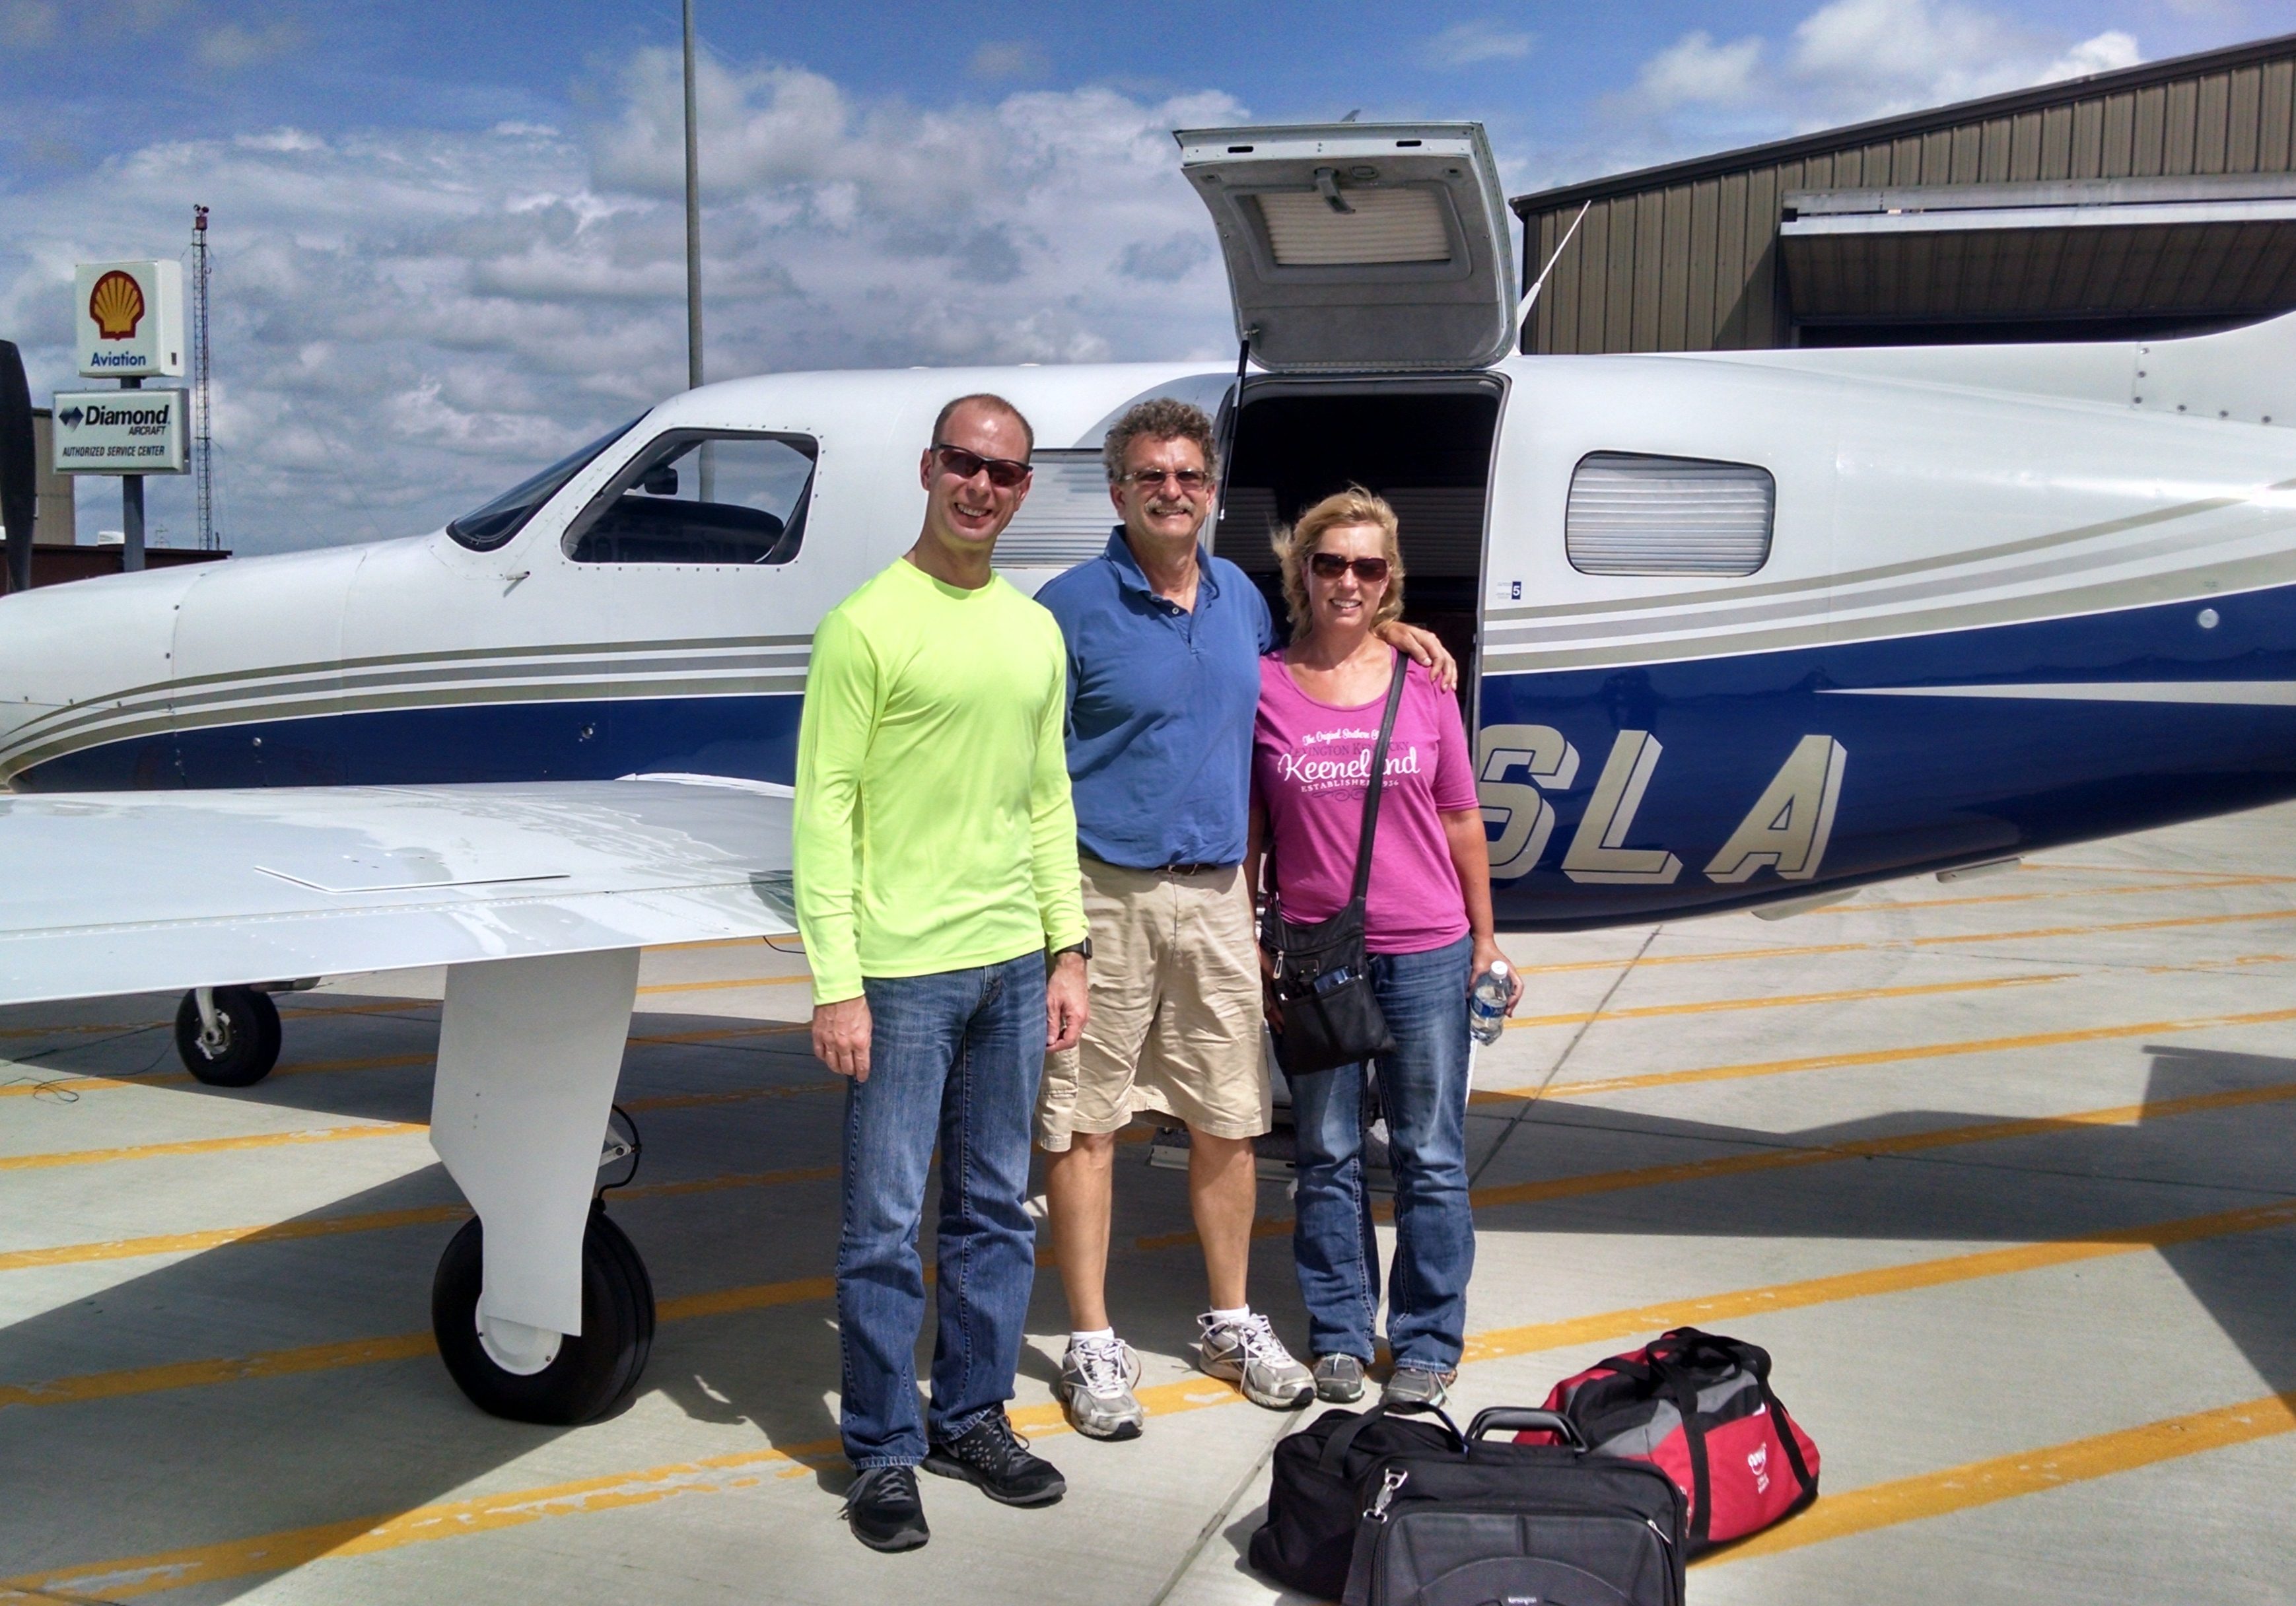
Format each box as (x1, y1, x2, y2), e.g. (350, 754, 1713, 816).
(1260, 652, 1409, 1078)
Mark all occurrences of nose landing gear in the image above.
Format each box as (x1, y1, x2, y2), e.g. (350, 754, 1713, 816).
(172, 985, 283, 1087)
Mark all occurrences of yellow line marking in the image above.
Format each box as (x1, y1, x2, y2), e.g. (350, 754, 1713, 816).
(0, 1025, 808, 1102)
(627, 1022, 809, 1045)
(0, 1051, 434, 1101)
(0, 1121, 421, 1176)
(18, 1195, 2296, 1597)
(1504, 971, 2066, 1030)
(1709, 1391, 2296, 1564)
(0, 1165, 839, 1274)
(635, 974, 812, 996)
(1471, 1000, 2296, 1105)
(1512, 903, 2296, 977)
(621, 1080, 838, 1113)
(1139, 1077, 2296, 1251)
(0, 1020, 164, 1039)
(1457, 1195, 2296, 1368)
(1814, 872, 2291, 913)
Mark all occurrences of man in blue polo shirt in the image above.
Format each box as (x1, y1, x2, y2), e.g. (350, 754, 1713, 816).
(1033, 398, 1451, 1438)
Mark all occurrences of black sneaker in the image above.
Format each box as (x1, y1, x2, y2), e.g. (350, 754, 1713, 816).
(921, 1409, 1066, 1507)
(843, 1465, 930, 1553)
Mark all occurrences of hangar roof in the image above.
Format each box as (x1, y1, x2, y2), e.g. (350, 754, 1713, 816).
(1512, 32, 2296, 218)
(1510, 31, 2296, 351)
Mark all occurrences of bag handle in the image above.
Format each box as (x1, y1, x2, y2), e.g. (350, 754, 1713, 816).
(1644, 1347, 1714, 1546)
(1465, 1407, 1586, 1449)
(1344, 650, 1410, 907)
(1313, 1399, 1464, 1475)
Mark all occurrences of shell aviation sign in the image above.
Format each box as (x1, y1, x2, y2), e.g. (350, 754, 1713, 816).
(73, 260, 183, 378)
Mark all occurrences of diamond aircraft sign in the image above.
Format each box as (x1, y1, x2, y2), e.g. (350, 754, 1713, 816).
(73, 260, 184, 378)
(51, 389, 188, 474)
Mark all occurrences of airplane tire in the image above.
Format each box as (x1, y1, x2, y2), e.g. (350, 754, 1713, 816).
(172, 987, 282, 1087)
(431, 1205, 653, 1425)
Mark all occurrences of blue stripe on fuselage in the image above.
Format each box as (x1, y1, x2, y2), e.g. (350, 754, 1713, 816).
(1480, 580, 2296, 929)
(20, 583, 2296, 937)
(13, 694, 805, 792)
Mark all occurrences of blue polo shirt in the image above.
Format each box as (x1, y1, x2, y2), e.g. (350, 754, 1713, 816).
(1037, 529, 1278, 869)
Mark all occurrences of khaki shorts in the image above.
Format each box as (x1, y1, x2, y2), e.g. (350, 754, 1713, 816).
(1035, 858, 1270, 1150)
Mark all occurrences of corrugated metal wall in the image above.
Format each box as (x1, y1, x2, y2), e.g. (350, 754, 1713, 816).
(1521, 41, 2296, 354)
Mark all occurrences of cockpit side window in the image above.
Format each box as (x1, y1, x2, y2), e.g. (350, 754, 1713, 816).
(446, 416, 642, 552)
(563, 431, 817, 566)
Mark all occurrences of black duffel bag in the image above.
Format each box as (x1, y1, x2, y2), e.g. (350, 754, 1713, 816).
(1341, 1407, 1688, 1606)
(1250, 1403, 1465, 1599)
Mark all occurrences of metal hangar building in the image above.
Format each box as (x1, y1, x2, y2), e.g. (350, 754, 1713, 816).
(1512, 31, 2296, 353)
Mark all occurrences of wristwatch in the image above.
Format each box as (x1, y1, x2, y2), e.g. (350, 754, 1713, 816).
(1051, 937, 1092, 963)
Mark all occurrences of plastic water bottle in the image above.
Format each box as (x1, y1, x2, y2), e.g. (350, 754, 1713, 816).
(1468, 960, 1512, 1045)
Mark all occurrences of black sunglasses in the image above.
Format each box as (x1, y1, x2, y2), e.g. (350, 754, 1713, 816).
(1309, 552, 1391, 583)
(930, 443, 1031, 489)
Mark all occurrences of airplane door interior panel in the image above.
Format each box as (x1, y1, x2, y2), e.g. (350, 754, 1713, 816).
(1216, 379, 1503, 716)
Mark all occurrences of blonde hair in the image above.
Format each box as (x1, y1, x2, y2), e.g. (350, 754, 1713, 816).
(1271, 487, 1407, 644)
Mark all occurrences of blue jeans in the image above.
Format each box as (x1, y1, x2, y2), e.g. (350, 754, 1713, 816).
(1289, 934, 1475, 1371)
(836, 953, 1045, 1469)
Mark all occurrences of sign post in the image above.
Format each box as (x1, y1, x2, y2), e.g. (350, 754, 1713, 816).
(71, 260, 184, 572)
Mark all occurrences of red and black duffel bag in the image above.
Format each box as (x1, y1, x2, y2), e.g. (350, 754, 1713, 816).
(1517, 1327, 1819, 1554)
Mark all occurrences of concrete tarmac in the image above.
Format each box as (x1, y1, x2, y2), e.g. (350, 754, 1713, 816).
(5, 804, 2295, 1603)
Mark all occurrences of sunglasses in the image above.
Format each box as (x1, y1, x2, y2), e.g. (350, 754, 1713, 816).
(1309, 552, 1391, 583)
(1120, 467, 1213, 491)
(930, 443, 1032, 489)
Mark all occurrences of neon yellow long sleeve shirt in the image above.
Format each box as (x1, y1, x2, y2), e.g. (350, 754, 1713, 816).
(794, 557, 1088, 1005)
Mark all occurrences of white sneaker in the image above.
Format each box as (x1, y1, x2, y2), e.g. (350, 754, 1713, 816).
(1058, 1336, 1146, 1440)
(1196, 1311, 1313, 1410)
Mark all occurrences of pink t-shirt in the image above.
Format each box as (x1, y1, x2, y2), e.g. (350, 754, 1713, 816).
(1253, 652, 1480, 954)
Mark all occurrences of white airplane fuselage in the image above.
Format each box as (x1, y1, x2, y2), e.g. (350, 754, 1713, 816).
(5, 339, 2295, 932)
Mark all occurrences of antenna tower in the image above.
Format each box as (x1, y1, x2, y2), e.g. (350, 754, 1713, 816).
(191, 204, 216, 551)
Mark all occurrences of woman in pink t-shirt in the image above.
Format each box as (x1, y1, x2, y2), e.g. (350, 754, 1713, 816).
(1247, 488, 1523, 1413)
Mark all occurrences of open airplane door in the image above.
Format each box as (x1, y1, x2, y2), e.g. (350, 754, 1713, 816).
(1173, 122, 1517, 373)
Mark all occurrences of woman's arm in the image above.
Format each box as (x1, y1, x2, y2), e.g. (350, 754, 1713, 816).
(1440, 807, 1525, 1010)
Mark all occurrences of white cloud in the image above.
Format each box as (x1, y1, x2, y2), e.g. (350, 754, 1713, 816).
(1420, 18, 1535, 69)
(195, 18, 305, 71)
(970, 40, 1050, 82)
(1632, 31, 1765, 110)
(2036, 30, 2142, 85)
(1784, 0, 2141, 120)
(1595, 0, 2151, 168)
(1, 51, 1245, 553)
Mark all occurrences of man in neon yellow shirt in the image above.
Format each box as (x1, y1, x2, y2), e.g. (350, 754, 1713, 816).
(795, 393, 1091, 1554)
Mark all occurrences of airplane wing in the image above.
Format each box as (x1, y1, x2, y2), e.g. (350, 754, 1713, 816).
(0, 777, 796, 1006)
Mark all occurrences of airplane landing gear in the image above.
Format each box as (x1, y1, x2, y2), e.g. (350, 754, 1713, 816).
(173, 986, 282, 1086)
(431, 1202, 655, 1424)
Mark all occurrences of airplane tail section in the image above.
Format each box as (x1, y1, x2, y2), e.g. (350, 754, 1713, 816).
(2129, 308, 2296, 429)
(1733, 307, 2296, 429)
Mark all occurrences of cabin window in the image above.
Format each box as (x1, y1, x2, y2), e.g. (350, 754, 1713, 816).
(1565, 452, 1774, 577)
(992, 450, 1114, 571)
(564, 431, 816, 565)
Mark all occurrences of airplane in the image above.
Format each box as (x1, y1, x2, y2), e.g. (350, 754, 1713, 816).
(3, 120, 2293, 1429)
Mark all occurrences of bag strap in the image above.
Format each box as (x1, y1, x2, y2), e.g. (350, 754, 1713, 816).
(1344, 650, 1410, 907)
(1756, 1378, 1817, 1496)
(1313, 1399, 1463, 1474)
(1646, 1348, 1714, 1547)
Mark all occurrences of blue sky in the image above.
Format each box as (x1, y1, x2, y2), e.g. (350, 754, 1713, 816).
(0, 0, 2276, 551)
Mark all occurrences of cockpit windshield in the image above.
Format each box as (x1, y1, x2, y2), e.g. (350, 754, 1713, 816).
(446, 416, 643, 551)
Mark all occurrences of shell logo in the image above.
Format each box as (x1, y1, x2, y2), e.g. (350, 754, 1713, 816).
(88, 269, 146, 341)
